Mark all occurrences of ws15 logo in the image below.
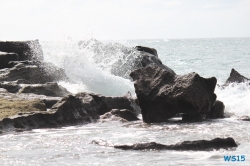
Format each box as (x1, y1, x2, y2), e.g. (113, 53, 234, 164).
(224, 155, 245, 162)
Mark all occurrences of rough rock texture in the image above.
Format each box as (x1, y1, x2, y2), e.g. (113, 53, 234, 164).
(130, 65, 217, 123)
(225, 68, 249, 85)
(100, 109, 139, 122)
(0, 61, 68, 83)
(0, 95, 96, 131)
(75, 92, 141, 116)
(0, 92, 141, 131)
(0, 40, 43, 62)
(182, 100, 225, 121)
(0, 88, 61, 109)
(19, 82, 71, 97)
(114, 137, 237, 151)
(207, 100, 225, 119)
(50, 95, 98, 124)
(135, 46, 158, 57)
(0, 52, 19, 69)
(0, 81, 21, 93)
(0, 98, 46, 120)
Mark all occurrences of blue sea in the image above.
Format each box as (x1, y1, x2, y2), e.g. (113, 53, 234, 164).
(0, 38, 250, 165)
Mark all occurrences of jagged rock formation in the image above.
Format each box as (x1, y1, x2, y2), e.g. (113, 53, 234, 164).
(224, 68, 249, 86)
(130, 65, 217, 123)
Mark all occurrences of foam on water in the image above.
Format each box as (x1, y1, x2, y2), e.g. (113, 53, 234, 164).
(41, 40, 135, 96)
(216, 82, 250, 117)
(1, 38, 249, 166)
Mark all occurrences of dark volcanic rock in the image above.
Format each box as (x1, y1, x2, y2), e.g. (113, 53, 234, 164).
(50, 95, 98, 124)
(0, 40, 43, 62)
(0, 80, 30, 93)
(182, 113, 206, 122)
(100, 109, 139, 122)
(207, 100, 225, 119)
(135, 46, 158, 57)
(0, 92, 140, 131)
(0, 88, 61, 109)
(0, 81, 21, 93)
(75, 92, 141, 116)
(225, 68, 249, 85)
(0, 95, 97, 131)
(130, 65, 217, 123)
(19, 82, 71, 97)
(114, 137, 237, 151)
(182, 100, 225, 121)
(0, 61, 68, 83)
(0, 61, 41, 83)
(0, 52, 19, 69)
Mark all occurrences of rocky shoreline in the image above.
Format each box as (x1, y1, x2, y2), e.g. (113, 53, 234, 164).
(1, 39, 249, 150)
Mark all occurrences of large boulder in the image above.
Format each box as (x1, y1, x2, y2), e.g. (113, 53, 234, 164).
(224, 68, 249, 86)
(18, 82, 71, 97)
(113, 137, 237, 151)
(130, 65, 217, 123)
(0, 52, 19, 69)
(0, 40, 43, 62)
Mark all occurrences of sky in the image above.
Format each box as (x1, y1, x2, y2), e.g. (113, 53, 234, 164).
(0, 0, 250, 40)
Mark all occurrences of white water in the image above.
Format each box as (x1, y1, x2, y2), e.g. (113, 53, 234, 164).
(1, 38, 250, 165)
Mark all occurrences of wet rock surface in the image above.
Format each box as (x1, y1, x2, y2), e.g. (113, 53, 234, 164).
(0, 40, 43, 62)
(224, 68, 249, 86)
(130, 65, 217, 123)
(75, 92, 141, 116)
(135, 46, 158, 57)
(100, 109, 139, 122)
(18, 82, 71, 97)
(207, 100, 225, 119)
(114, 137, 237, 151)
(0, 52, 19, 69)
(0, 89, 140, 131)
(0, 61, 68, 83)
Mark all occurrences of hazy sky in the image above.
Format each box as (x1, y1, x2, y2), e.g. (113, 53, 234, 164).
(0, 0, 250, 40)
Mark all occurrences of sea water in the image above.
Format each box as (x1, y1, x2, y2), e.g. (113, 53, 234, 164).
(0, 38, 250, 165)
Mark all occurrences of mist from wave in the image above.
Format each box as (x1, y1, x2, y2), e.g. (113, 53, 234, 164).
(41, 39, 136, 96)
(41, 38, 250, 117)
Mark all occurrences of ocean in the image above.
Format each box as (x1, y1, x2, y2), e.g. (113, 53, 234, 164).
(0, 38, 250, 165)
